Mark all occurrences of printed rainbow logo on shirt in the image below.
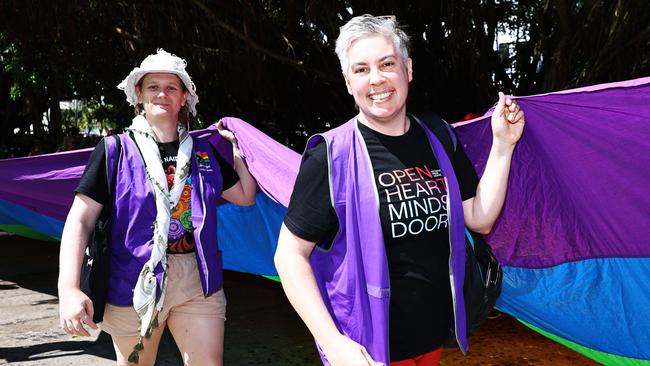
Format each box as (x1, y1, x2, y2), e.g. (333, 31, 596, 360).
(196, 151, 212, 171)
(196, 151, 210, 163)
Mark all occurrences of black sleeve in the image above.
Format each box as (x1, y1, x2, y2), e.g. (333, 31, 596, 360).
(452, 133, 480, 201)
(75, 140, 109, 206)
(283, 142, 338, 247)
(210, 145, 240, 192)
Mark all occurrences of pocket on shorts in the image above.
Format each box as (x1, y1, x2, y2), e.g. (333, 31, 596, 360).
(100, 304, 140, 337)
(178, 259, 205, 299)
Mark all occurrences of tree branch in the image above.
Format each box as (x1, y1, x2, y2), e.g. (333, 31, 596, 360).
(190, 0, 339, 84)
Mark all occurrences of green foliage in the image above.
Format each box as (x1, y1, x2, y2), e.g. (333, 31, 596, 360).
(1, 32, 34, 100)
(0, 0, 648, 156)
(61, 99, 117, 134)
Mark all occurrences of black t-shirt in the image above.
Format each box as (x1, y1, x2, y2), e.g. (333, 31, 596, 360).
(76, 135, 239, 253)
(284, 120, 479, 361)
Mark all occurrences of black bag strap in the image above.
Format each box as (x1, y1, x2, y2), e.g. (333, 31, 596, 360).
(412, 111, 457, 159)
(101, 134, 121, 220)
(81, 134, 120, 324)
(414, 113, 493, 257)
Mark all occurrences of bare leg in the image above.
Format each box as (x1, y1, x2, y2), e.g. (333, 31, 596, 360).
(110, 321, 167, 366)
(168, 314, 224, 366)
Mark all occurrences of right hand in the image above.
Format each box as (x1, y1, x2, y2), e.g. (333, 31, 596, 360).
(323, 334, 384, 366)
(216, 119, 238, 145)
(58, 287, 97, 337)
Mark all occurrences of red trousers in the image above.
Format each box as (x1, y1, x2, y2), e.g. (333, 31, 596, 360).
(390, 347, 443, 366)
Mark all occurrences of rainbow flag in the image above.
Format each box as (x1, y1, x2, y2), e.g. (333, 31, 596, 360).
(1, 78, 649, 364)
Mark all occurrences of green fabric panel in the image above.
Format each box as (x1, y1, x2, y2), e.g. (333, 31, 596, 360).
(519, 319, 650, 365)
(0, 225, 59, 241)
(262, 275, 281, 282)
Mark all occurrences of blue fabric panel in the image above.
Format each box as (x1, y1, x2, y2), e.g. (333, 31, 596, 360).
(0, 198, 64, 239)
(498, 258, 650, 360)
(0, 193, 286, 276)
(217, 193, 285, 276)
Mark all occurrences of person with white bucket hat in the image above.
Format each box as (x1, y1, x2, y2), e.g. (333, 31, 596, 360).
(58, 49, 257, 365)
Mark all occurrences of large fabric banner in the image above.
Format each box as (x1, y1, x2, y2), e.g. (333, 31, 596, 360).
(1, 77, 649, 364)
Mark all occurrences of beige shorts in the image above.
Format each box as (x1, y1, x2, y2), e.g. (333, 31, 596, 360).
(100, 253, 227, 337)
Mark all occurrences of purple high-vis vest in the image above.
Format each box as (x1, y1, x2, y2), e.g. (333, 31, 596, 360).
(306, 118, 468, 365)
(104, 134, 223, 306)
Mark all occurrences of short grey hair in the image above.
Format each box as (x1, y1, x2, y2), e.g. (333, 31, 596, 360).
(335, 14, 411, 73)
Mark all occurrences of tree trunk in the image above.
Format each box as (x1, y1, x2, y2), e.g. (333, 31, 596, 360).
(48, 93, 62, 141)
(25, 91, 44, 135)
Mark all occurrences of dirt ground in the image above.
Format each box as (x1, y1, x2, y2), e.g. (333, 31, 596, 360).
(0, 233, 599, 365)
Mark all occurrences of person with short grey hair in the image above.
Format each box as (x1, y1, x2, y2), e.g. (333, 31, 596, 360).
(335, 14, 411, 73)
(276, 14, 525, 366)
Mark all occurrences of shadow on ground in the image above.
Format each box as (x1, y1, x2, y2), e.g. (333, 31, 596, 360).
(0, 234, 598, 365)
(0, 331, 114, 363)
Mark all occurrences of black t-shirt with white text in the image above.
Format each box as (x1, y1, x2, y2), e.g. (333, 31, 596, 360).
(284, 120, 478, 361)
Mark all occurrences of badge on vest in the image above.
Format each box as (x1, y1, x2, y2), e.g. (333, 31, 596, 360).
(196, 151, 213, 172)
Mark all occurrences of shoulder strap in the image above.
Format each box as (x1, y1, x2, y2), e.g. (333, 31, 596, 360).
(412, 112, 457, 159)
(103, 135, 121, 215)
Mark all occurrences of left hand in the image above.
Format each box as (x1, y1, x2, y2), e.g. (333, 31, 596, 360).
(59, 286, 97, 337)
(491, 92, 525, 147)
(216, 119, 238, 145)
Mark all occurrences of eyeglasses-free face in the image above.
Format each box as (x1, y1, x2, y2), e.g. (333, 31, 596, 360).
(344, 34, 413, 128)
(136, 73, 188, 122)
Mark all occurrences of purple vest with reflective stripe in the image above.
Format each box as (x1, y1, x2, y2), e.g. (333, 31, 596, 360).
(105, 134, 223, 305)
(306, 118, 468, 365)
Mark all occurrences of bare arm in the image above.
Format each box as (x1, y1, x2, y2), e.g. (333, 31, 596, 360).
(274, 224, 382, 366)
(464, 92, 525, 234)
(217, 120, 257, 206)
(58, 194, 103, 336)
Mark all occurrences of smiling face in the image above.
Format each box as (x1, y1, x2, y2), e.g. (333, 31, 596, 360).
(136, 73, 188, 122)
(344, 35, 412, 127)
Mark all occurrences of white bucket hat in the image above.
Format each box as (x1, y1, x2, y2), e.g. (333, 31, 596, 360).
(117, 49, 199, 116)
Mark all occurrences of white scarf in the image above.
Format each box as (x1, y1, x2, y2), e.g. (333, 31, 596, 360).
(127, 114, 193, 337)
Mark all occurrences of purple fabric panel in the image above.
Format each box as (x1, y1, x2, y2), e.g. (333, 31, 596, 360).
(455, 82, 650, 268)
(0, 149, 92, 221)
(520, 76, 650, 97)
(0, 120, 300, 223)
(208, 117, 301, 207)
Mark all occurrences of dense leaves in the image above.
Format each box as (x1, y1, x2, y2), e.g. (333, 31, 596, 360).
(1, 0, 648, 156)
